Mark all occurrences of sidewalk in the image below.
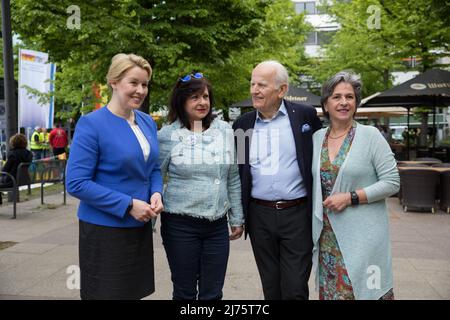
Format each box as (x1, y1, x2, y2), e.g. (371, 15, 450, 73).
(0, 193, 449, 300)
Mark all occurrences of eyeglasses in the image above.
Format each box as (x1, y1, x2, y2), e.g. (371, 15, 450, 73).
(179, 72, 204, 82)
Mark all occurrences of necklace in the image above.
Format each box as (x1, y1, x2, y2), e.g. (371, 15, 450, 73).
(329, 125, 352, 139)
(328, 131, 347, 139)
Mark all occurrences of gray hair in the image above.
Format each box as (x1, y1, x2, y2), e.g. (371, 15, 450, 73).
(320, 71, 362, 118)
(255, 60, 289, 89)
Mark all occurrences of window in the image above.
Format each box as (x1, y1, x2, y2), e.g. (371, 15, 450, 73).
(305, 30, 336, 45)
(317, 31, 336, 45)
(295, 1, 316, 14)
(305, 2, 316, 14)
(305, 32, 317, 45)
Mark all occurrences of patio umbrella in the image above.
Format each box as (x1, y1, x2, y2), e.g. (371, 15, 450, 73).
(231, 86, 322, 108)
(360, 69, 450, 158)
(360, 69, 450, 107)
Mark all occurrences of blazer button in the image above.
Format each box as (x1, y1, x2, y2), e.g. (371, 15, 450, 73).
(214, 179, 220, 185)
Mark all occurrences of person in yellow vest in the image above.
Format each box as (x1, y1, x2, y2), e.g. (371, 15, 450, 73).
(40, 128, 50, 158)
(30, 127, 44, 160)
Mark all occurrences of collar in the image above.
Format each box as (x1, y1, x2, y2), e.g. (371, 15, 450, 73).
(255, 100, 287, 122)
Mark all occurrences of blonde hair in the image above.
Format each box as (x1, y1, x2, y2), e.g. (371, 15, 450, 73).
(106, 53, 152, 89)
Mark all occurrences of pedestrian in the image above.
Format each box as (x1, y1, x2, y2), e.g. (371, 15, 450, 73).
(232, 60, 322, 300)
(0, 133, 33, 204)
(30, 126, 43, 160)
(312, 71, 400, 300)
(40, 128, 50, 158)
(66, 53, 164, 300)
(49, 123, 68, 157)
(158, 72, 244, 300)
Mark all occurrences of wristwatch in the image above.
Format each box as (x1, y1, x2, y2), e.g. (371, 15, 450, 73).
(350, 191, 359, 205)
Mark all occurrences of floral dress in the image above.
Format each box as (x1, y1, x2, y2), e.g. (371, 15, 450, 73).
(318, 123, 394, 300)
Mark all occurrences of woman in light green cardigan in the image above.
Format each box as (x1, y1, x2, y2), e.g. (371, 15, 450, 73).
(312, 71, 400, 300)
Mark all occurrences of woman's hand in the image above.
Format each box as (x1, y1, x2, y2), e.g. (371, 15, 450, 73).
(323, 192, 351, 213)
(229, 226, 244, 240)
(129, 199, 159, 223)
(150, 192, 164, 215)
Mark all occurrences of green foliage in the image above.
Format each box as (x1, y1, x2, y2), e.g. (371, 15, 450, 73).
(307, 0, 449, 96)
(8, 0, 310, 120)
(9, 0, 268, 118)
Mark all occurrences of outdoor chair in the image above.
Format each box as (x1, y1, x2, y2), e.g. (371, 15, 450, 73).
(0, 162, 32, 219)
(431, 163, 450, 167)
(397, 163, 429, 167)
(439, 171, 450, 214)
(415, 157, 442, 163)
(400, 169, 440, 213)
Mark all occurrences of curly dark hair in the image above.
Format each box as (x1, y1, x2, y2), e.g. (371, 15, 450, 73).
(168, 75, 215, 130)
(9, 133, 28, 149)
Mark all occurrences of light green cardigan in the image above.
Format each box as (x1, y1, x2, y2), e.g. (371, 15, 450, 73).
(312, 122, 400, 300)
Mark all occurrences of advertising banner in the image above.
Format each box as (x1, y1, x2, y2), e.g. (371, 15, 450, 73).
(18, 49, 56, 130)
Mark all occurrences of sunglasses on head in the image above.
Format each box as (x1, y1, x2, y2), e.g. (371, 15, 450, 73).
(179, 72, 204, 82)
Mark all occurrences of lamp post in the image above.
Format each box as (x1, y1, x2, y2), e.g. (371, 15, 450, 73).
(2, 0, 18, 155)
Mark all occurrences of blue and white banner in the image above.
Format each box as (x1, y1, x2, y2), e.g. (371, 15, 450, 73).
(18, 49, 56, 130)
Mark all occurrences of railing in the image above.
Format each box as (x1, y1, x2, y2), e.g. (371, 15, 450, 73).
(0, 158, 66, 219)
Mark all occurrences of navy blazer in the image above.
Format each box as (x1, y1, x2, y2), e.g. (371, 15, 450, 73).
(66, 107, 163, 228)
(232, 99, 322, 237)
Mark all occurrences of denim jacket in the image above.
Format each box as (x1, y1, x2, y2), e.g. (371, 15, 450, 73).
(158, 118, 244, 226)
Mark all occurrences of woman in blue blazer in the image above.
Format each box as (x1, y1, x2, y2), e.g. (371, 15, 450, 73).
(66, 53, 164, 300)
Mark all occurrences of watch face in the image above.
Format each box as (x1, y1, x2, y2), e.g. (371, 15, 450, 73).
(351, 192, 359, 204)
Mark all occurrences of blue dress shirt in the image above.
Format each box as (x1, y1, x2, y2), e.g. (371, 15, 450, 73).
(250, 102, 307, 200)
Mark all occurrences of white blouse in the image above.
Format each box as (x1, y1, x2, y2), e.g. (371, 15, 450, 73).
(130, 122, 150, 162)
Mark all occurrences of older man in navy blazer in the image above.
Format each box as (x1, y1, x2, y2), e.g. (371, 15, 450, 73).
(232, 61, 321, 300)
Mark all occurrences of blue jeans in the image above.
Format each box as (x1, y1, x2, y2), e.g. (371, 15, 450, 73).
(161, 212, 229, 300)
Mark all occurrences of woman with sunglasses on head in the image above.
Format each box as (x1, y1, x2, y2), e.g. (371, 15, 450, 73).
(66, 53, 164, 299)
(158, 72, 244, 300)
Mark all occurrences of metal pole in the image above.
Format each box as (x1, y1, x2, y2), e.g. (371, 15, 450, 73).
(407, 107, 410, 160)
(432, 107, 436, 157)
(2, 0, 17, 156)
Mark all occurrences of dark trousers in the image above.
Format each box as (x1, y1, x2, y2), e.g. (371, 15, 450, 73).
(161, 213, 230, 300)
(248, 201, 312, 300)
(52, 147, 66, 156)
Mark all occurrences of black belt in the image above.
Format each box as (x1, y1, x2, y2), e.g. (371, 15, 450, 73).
(251, 197, 307, 210)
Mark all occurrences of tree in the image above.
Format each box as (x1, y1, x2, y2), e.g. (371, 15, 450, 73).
(307, 0, 449, 146)
(201, 0, 311, 115)
(10, 0, 268, 118)
(9, 0, 312, 121)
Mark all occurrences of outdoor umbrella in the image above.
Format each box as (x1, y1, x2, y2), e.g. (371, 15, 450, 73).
(231, 86, 322, 108)
(360, 69, 450, 158)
